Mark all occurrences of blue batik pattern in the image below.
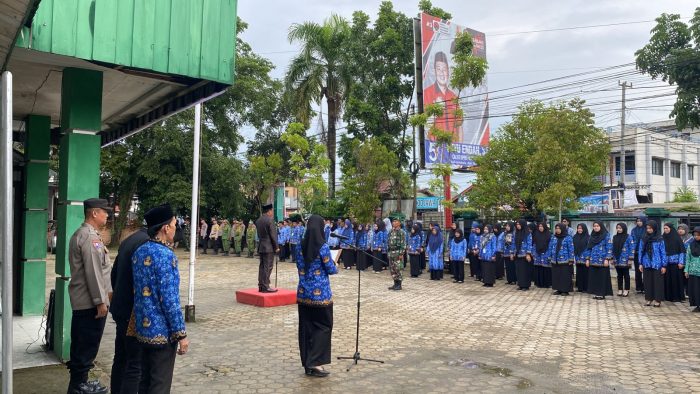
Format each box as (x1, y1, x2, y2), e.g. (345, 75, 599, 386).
(340, 226, 355, 249)
(480, 234, 498, 261)
(517, 234, 532, 258)
(530, 239, 551, 267)
(637, 239, 667, 270)
(449, 239, 467, 261)
(356, 231, 368, 249)
(468, 233, 481, 252)
(547, 236, 575, 265)
(583, 234, 613, 267)
(408, 234, 423, 254)
(502, 232, 515, 256)
(295, 244, 338, 306)
(612, 235, 635, 267)
(372, 230, 387, 251)
(131, 241, 186, 346)
(428, 243, 444, 270)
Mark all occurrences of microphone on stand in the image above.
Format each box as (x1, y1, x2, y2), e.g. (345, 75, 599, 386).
(330, 233, 351, 241)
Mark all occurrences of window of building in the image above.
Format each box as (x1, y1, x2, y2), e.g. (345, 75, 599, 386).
(690, 165, 695, 181)
(671, 161, 681, 178)
(652, 158, 664, 176)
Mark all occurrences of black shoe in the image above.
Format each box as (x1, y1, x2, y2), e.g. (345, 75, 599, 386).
(553, 290, 561, 295)
(305, 367, 330, 377)
(561, 292, 570, 296)
(69, 381, 108, 394)
(260, 287, 278, 293)
(692, 306, 700, 312)
(395, 280, 402, 290)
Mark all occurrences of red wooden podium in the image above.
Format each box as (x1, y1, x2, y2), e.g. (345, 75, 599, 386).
(235, 288, 297, 307)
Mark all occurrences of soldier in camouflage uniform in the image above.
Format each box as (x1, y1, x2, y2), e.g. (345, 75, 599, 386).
(183, 217, 191, 251)
(246, 223, 256, 258)
(387, 217, 407, 290)
(233, 221, 244, 256)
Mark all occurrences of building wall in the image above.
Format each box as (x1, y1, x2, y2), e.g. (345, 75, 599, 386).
(608, 127, 700, 203)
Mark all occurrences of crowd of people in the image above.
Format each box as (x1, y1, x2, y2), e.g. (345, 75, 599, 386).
(288, 215, 700, 311)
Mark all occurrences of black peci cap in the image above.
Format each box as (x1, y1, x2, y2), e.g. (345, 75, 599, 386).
(83, 198, 112, 212)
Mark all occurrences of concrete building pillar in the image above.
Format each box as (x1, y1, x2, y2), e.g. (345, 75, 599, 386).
(682, 144, 687, 188)
(665, 140, 671, 203)
(53, 68, 103, 360)
(20, 115, 51, 315)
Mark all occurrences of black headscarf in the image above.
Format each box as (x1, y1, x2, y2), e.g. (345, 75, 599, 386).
(515, 219, 530, 254)
(573, 224, 590, 256)
(504, 222, 514, 247)
(612, 222, 628, 259)
(532, 222, 551, 254)
(587, 221, 608, 249)
(631, 216, 647, 248)
(376, 218, 386, 233)
(678, 223, 691, 243)
(453, 228, 465, 244)
(662, 222, 686, 256)
(302, 214, 326, 268)
(448, 223, 457, 242)
(642, 220, 662, 259)
(690, 226, 700, 257)
(554, 223, 567, 256)
(493, 223, 502, 237)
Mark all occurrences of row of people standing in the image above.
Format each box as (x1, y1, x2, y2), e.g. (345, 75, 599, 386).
(198, 218, 257, 257)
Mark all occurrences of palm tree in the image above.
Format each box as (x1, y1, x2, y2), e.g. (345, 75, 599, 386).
(285, 14, 351, 199)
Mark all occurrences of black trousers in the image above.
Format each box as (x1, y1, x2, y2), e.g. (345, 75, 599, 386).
(469, 253, 481, 279)
(643, 267, 664, 302)
(495, 252, 505, 279)
(258, 252, 274, 289)
(615, 266, 631, 291)
(372, 250, 384, 272)
(67, 308, 106, 386)
(111, 318, 143, 394)
(452, 260, 465, 282)
(140, 343, 178, 394)
(633, 253, 644, 292)
(298, 304, 333, 368)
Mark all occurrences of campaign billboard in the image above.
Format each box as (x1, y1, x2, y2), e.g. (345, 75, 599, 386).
(420, 12, 489, 167)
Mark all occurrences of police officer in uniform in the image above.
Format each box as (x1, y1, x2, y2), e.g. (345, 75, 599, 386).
(67, 198, 112, 394)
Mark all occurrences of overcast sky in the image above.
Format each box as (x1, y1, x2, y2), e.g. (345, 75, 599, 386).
(237, 0, 699, 191)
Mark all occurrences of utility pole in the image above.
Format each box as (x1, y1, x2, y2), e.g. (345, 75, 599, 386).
(619, 81, 632, 188)
(186, 103, 202, 322)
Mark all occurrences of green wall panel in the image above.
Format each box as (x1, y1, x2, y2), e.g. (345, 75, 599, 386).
(24, 163, 49, 209)
(20, 262, 47, 316)
(57, 133, 101, 201)
(55, 204, 85, 277)
(60, 68, 103, 132)
(24, 115, 51, 161)
(53, 278, 72, 361)
(17, 0, 237, 84)
(22, 211, 49, 260)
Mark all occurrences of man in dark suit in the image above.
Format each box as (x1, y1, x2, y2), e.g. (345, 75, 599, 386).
(110, 226, 149, 393)
(256, 203, 279, 293)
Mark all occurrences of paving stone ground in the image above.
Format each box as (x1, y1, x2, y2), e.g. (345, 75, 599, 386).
(88, 252, 700, 393)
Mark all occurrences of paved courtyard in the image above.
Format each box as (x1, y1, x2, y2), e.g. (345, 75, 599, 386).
(84, 252, 700, 393)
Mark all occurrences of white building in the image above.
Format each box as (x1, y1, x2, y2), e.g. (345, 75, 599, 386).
(603, 120, 700, 204)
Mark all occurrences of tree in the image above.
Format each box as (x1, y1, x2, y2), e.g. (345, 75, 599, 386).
(340, 139, 408, 223)
(673, 186, 698, 203)
(281, 123, 330, 213)
(469, 99, 610, 217)
(244, 153, 283, 215)
(285, 15, 352, 198)
(635, 8, 700, 130)
(340, 2, 415, 168)
(418, 0, 452, 20)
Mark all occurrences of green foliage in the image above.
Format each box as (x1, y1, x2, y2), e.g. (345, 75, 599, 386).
(418, 0, 452, 20)
(635, 8, 700, 130)
(281, 123, 330, 214)
(673, 186, 698, 202)
(450, 31, 488, 93)
(244, 153, 283, 214)
(669, 204, 700, 212)
(469, 99, 610, 216)
(341, 2, 415, 167)
(340, 139, 408, 223)
(285, 14, 352, 198)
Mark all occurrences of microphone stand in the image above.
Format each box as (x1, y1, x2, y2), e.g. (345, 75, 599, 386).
(334, 238, 385, 370)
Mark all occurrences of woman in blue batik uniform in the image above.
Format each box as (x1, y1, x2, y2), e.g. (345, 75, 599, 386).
(493, 224, 505, 280)
(611, 223, 635, 297)
(408, 224, 423, 278)
(573, 224, 590, 292)
(131, 204, 188, 393)
(549, 223, 575, 296)
(638, 220, 667, 307)
(585, 221, 613, 300)
(468, 224, 482, 280)
(515, 220, 532, 290)
(295, 214, 338, 377)
(449, 228, 468, 283)
(501, 222, 517, 285)
(355, 224, 368, 271)
(662, 222, 686, 302)
(480, 225, 499, 287)
(531, 222, 552, 289)
(428, 225, 444, 280)
(340, 219, 356, 270)
(372, 220, 387, 273)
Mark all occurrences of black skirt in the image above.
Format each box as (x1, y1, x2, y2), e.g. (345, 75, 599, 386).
(409, 254, 421, 277)
(505, 255, 517, 284)
(469, 253, 481, 278)
(575, 264, 588, 292)
(298, 304, 333, 368)
(551, 264, 573, 293)
(420, 251, 426, 270)
(342, 248, 356, 268)
(372, 250, 383, 272)
(495, 252, 505, 279)
(356, 250, 368, 271)
(688, 275, 700, 307)
(534, 265, 552, 288)
(430, 269, 444, 280)
(515, 257, 531, 289)
(481, 259, 496, 285)
(588, 266, 613, 297)
(664, 264, 685, 302)
(643, 268, 665, 302)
